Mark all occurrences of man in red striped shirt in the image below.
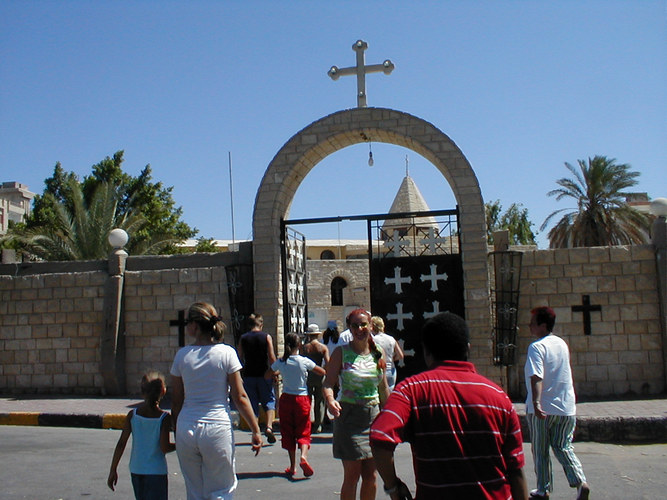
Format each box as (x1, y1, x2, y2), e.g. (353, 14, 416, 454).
(370, 312, 527, 500)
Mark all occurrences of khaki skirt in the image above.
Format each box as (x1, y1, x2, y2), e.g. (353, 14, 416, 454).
(332, 402, 379, 461)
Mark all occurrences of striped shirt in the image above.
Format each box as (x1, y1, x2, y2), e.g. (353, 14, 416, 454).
(370, 360, 524, 499)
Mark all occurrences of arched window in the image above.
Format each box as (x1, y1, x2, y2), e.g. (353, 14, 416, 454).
(320, 249, 335, 260)
(331, 277, 347, 306)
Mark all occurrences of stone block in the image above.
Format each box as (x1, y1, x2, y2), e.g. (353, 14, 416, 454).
(563, 264, 583, 277)
(586, 365, 608, 381)
(616, 276, 636, 292)
(569, 248, 590, 264)
(609, 246, 632, 262)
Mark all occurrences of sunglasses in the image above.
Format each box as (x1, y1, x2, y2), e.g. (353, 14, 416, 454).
(350, 322, 369, 329)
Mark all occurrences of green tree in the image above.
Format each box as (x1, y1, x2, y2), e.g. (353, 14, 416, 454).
(18, 151, 196, 257)
(485, 200, 537, 245)
(4, 179, 146, 261)
(540, 156, 650, 248)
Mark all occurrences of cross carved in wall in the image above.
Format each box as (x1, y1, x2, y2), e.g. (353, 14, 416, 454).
(571, 295, 602, 336)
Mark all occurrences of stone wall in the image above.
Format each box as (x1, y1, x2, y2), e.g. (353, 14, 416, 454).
(0, 252, 247, 395)
(513, 244, 663, 398)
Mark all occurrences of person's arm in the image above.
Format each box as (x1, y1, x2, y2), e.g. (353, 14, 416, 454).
(508, 467, 528, 500)
(170, 375, 184, 432)
(266, 334, 277, 364)
(322, 343, 330, 366)
(107, 411, 133, 491)
(393, 338, 404, 363)
(322, 346, 342, 418)
(530, 374, 546, 419)
(160, 413, 176, 454)
(310, 365, 326, 377)
(229, 370, 263, 455)
(371, 445, 413, 500)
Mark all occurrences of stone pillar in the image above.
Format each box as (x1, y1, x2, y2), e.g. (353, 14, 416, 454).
(652, 212, 667, 388)
(101, 246, 128, 395)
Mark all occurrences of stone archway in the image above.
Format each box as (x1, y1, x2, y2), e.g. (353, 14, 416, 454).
(252, 107, 492, 372)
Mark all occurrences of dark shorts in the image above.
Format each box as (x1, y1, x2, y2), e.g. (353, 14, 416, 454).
(332, 402, 379, 461)
(131, 473, 168, 500)
(243, 376, 276, 414)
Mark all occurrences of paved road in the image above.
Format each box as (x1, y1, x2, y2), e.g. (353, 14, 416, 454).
(1, 426, 665, 499)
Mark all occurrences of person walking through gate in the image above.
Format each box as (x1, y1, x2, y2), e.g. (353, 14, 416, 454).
(301, 323, 330, 433)
(238, 313, 277, 443)
(323, 308, 390, 500)
(525, 306, 590, 500)
(170, 302, 262, 500)
(370, 316, 404, 391)
(271, 332, 326, 477)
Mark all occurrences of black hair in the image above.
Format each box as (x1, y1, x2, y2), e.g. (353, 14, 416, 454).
(421, 312, 469, 362)
(281, 332, 300, 362)
(141, 371, 165, 406)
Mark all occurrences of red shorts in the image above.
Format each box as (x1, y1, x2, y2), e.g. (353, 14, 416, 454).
(278, 393, 312, 450)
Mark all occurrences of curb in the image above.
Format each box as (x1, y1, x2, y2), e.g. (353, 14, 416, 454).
(517, 415, 667, 444)
(0, 412, 127, 430)
(2, 412, 666, 444)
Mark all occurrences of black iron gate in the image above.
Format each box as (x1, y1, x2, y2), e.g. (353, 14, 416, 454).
(368, 209, 464, 379)
(283, 208, 464, 380)
(280, 224, 308, 336)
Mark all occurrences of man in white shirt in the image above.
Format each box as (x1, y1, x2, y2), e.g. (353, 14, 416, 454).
(525, 306, 589, 500)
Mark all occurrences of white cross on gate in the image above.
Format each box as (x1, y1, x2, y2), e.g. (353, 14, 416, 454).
(288, 271, 297, 301)
(297, 305, 306, 333)
(384, 266, 412, 294)
(397, 338, 415, 368)
(328, 40, 395, 108)
(387, 302, 413, 331)
(293, 240, 304, 270)
(384, 230, 405, 257)
(296, 274, 305, 302)
(289, 305, 298, 331)
(420, 227, 447, 255)
(420, 263, 448, 292)
(423, 300, 445, 319)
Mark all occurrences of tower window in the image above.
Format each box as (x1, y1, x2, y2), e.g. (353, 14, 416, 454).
(331, 277, 347, 306)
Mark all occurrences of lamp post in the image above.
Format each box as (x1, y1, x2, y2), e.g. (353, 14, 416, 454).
(101, 228, 129, 395)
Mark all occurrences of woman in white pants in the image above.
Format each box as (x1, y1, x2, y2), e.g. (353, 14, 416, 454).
(171, 302, 262, 500)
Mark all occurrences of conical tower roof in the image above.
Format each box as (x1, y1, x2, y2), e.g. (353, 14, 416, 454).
(382, 174, 439, 234)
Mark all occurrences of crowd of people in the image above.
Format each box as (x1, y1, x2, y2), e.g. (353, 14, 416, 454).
(107, 302, 589, 500)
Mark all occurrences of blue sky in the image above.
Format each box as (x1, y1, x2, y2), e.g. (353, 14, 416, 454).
(1, 1, 665, 248)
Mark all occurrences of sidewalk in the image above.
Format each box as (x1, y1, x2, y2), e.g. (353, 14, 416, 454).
(0, 395, 665, 443)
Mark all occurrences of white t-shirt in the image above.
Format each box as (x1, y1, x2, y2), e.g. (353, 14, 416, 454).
(373, 332, 397, 376)
(524, 333, 576, 416)
(170, 343, 242, 424)
(271, 355, 315, 396)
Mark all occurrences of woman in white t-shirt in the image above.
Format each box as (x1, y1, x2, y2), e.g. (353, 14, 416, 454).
(370, 316, 404, 390)
(170, 302, 263, 500)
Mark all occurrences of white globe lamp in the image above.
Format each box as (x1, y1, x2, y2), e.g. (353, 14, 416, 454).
(650, 198, 667, 218)
(108, 228, 129, 249)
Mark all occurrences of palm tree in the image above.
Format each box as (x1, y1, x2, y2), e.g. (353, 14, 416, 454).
(1, 179, 160, 261)
(540, 156, 650, 248)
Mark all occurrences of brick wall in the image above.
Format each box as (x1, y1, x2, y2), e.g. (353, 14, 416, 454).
(514, 245, 663, 398)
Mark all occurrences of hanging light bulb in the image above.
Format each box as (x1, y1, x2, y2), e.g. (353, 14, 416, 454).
(368, 143, 374, 167)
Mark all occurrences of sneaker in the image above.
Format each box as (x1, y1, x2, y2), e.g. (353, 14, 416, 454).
(529, 489, 549, 499)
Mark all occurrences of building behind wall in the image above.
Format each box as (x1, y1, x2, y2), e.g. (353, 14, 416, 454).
(0, 182, 35, 235)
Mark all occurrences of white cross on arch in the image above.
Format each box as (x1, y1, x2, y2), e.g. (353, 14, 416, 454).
(328, 39, 394, 108)
(384, 266, 411, 294)
(420, 263, 448, 292)
(386, 302, 413, 331)
(420, 227, 447, 255)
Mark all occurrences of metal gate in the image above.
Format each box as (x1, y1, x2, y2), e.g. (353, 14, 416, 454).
(368, 209, 464, 378)
(280, 224, 308, 336)
(283, 208, 463, 379)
